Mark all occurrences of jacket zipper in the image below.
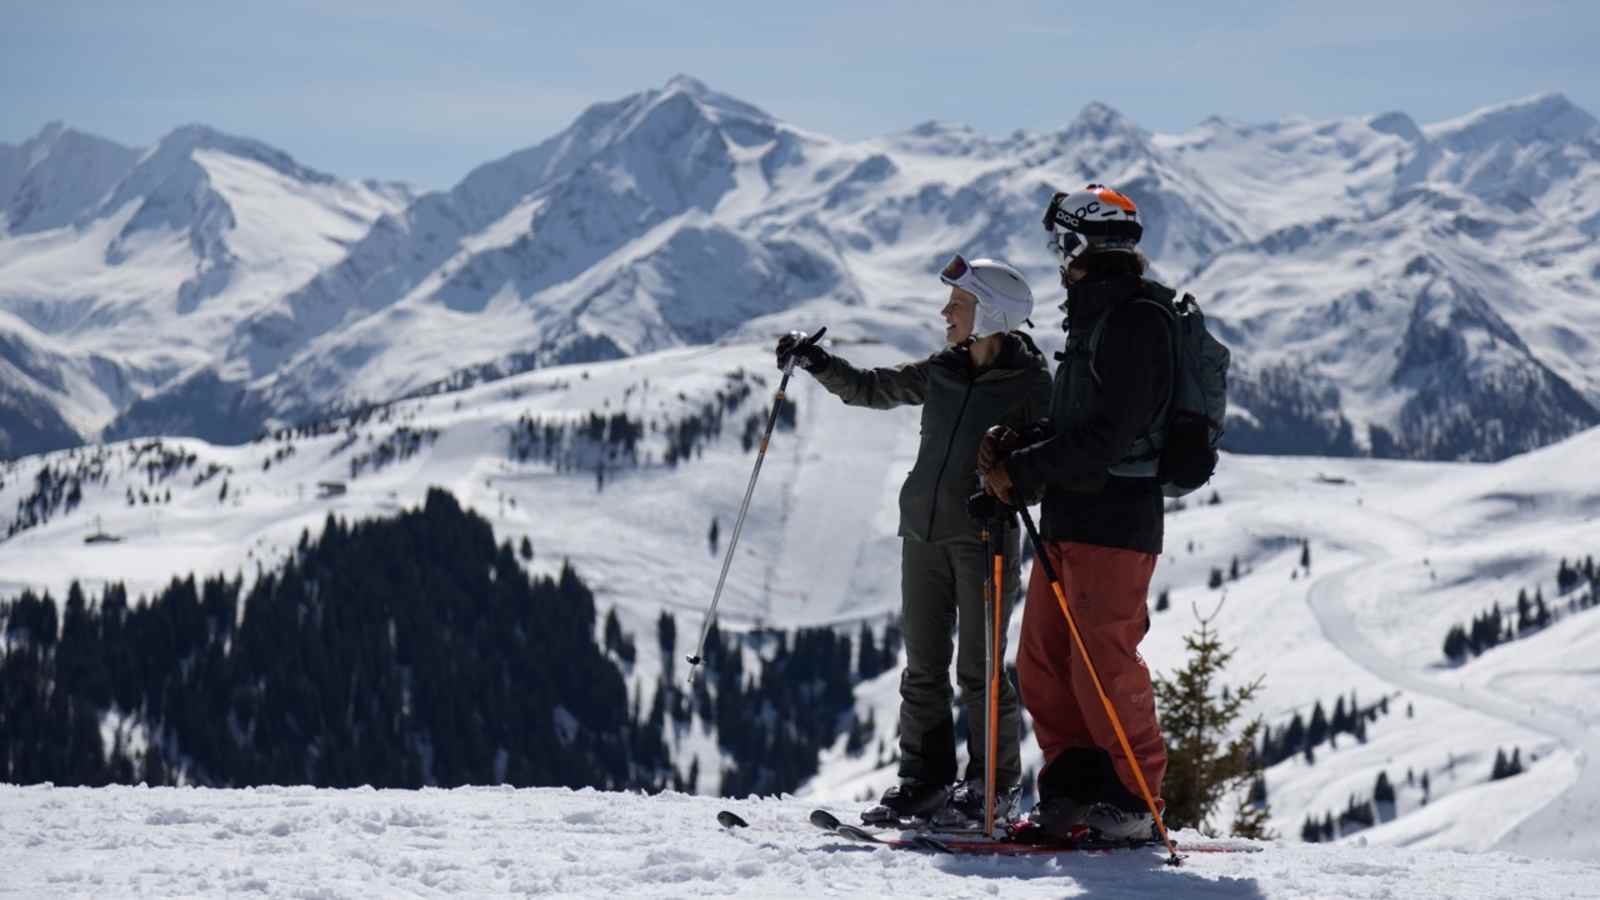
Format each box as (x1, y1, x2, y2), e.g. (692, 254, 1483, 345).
(926, 380, 974, 539)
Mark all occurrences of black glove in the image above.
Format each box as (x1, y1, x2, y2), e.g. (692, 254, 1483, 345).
(976, 425, 1020, 474)
(775, 330, 828, 372)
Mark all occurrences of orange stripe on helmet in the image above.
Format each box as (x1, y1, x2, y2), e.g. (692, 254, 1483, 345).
(1095, 187, 1137, 212)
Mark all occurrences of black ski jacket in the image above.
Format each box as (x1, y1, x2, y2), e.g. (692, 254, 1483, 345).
(811, 332, 1052, 543)
(1005, 275, 1174, 554)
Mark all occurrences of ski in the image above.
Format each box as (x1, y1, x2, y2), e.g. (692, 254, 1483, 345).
(807, 808, 1261, 857)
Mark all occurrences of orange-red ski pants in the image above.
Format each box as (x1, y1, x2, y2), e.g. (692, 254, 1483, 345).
(1018, 540, 1166, 808)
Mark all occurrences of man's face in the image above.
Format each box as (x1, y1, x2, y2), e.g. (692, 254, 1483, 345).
(941, 287, 978, 345)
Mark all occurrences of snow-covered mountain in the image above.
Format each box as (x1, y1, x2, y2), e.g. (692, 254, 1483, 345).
(13, 78, 1594, 461)
(0, 122, 411, 452)
(1161, 93, 1600, 459)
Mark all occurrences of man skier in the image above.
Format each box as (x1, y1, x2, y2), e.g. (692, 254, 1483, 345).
(776, 255, 1050, 825)
(979, 184, 1174, 840)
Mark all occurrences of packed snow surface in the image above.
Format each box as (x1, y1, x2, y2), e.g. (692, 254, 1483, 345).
(5, 783, 1600, 899)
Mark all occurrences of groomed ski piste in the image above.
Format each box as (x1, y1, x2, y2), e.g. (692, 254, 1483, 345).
(4, 338, 1600, 897)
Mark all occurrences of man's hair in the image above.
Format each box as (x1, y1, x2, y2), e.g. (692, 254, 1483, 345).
(1074, 250, 1148, 279)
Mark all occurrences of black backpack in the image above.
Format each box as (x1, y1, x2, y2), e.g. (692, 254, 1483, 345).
(1090, 291, 1230, 497)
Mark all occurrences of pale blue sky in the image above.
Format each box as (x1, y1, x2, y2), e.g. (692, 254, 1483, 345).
(4, 1, 1596, 190)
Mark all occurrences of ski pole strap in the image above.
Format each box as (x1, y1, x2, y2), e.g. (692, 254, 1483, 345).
(1017, 507, 1182, 865)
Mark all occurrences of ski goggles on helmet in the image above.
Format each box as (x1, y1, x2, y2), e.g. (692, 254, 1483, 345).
(940, 253, 986, 299)
(1043, 191, 1090, 266)
(1047, 229, 1089, 267)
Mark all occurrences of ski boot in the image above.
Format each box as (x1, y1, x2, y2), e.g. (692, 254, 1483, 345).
(929, 780, 1020, 831)
(1011, 794, 1094, 844)
(860, 779, 950, 826)
(1079, 801, 1157, 842)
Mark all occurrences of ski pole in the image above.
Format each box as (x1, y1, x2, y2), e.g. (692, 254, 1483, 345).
(1014, 503, 1183, 866)
(979, 518, 992, 832)
(685, 327, 826, 683)
(968, 491, 1012, 838)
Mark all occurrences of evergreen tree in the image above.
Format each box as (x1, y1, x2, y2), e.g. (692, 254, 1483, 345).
(856, 622, 882, 679)
(520, 536, 534, 562)
(1152, 612, 1269, 837)
(657, 611, 677, 671)
(1374, 771, 1395, 810)
(1283, 712, 1306, 755)
(605, 608, 625, 658)
(1300, 540, 1311, 571)
(1229, 557, 1240, 581)
(1208, 568, 1224, 590)
(1308, 701, 1329, 747)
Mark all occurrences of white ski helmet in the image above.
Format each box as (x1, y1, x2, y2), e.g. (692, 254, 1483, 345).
(939, 254, 1035, 336)
(1042, 183, 1143, 266)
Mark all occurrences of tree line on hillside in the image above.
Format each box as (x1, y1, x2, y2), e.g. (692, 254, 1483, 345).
(507, 370, 790, 477)
(1258, 690, 1393, 769)
(1, 489, 668, 790)
(1300, 745, 1526, 843)
(1442, 556, 1599, 663)
(1, 487, 896, 799)
(8, 441, 202, 539)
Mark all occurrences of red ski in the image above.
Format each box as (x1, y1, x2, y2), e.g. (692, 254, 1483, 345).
(807, 809, 1261, 858)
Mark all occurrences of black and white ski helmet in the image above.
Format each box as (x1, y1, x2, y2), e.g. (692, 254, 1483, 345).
(1042, 184, 1143, 266)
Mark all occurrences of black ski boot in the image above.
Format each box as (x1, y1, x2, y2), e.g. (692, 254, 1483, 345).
(860, 779, 950, 826)
(1080, 801, 1157, 841)
(931, 780, 1021, 830)
(1020, 794, 1093, 842)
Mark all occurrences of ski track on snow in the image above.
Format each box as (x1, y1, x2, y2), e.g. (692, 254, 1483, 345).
(1269, 501, 1600, 859)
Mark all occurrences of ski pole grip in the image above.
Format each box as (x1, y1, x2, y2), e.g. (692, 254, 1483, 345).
(967, 490, 1012, 522)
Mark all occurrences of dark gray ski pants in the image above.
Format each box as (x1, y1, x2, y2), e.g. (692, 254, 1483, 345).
(896, 532, 1022, 789)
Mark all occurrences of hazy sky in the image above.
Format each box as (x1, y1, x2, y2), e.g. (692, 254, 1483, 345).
(4, 1, 1596, 190)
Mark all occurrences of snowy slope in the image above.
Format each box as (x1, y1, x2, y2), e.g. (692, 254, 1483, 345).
(4, 337, 1600, 862)
(6, 783, 1600, 899)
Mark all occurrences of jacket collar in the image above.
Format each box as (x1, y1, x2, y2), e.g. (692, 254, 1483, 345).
(931, 331, 1046, 376)
(1064, 275, 1175, 332)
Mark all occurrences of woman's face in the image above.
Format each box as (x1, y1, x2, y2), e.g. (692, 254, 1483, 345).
(941, 287, 978, 345)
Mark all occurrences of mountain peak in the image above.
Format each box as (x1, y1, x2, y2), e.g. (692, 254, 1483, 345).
(663, 74, 710, 96)
(1061, 101, 1145, 143)
(1369, 111, 1424, 143)
(1426, 92, 1599, 149)
(149, 123, 335, 186)
(652, 74, 774, 127)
